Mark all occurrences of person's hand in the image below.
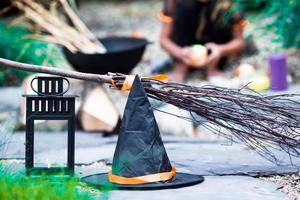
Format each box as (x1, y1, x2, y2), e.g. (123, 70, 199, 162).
(180, 47, 194, 66)
(205, 43, 223, 68)
(180, 46, 207, 68)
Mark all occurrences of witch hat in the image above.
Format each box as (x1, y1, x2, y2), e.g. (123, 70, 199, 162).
(82, 76, 204, 190)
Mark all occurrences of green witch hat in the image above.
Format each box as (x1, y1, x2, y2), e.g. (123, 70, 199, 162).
(82, 75, 204, 190)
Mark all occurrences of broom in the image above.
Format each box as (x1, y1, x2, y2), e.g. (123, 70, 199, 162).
(1, 57, 300, 162)
(10, 0, 107, 54)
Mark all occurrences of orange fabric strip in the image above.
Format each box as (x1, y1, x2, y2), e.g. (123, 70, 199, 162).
(149, 74, 169, 82)
(111, 79, 118, 90)
(121, 75, 135, 91)
(108, 166, 176, 185)
(157, 11, 173, 24)
(233, 20, 249, 30)
(111, 74, 168, 91)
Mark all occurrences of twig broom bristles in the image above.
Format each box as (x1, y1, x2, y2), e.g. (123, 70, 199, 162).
(10, 0, 106, 54)
(1, 57, 300, 161)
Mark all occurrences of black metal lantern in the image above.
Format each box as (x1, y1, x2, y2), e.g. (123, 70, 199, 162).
(23, 76, 77, 176)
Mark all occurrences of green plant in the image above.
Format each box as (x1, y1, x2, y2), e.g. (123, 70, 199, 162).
(230, 0, 300, 48)
(230, 0, 267, 11)
(0, 165, 94, 200)
(0, 22, 67, 86)
(270, 0, 300, 48)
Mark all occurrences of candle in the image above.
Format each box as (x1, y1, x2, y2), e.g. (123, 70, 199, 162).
(269, 53, 288, 91)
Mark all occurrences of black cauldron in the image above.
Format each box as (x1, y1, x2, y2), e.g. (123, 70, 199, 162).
(63, 36, 149, 75)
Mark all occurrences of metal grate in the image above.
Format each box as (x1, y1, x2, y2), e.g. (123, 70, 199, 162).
(27, 97, 74, 114)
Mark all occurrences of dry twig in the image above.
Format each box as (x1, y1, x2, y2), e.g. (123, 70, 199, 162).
(10, 0, 106, 54)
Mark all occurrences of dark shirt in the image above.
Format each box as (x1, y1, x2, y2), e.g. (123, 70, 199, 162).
(163, 0, 244, 47)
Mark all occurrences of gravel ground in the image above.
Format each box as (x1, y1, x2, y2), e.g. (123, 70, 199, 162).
(77, 1, 300, 198)
(261, 173, 300, 200)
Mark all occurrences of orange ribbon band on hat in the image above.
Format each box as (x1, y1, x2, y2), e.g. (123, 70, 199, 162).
(157, 11, 173, 24)
(111, 74, 168, 91)
(108, 166, 176, 185)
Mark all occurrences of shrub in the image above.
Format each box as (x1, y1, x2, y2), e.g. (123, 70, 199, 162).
(0, 22, 67, 86)
(231, 0, 267, 11)
(230, 0, 300, 48)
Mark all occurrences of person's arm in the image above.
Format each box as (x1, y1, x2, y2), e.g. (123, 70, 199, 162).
(160, 21, 196, 66)
(160, 22, 183, 60)
(219, 28, 246, 57)
(159, 0, 196, 66)
(205, 28, 246, 67)
(159, 0, 182, 59)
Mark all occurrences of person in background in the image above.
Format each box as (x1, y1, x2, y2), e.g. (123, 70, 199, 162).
(159, 0, 247, 82)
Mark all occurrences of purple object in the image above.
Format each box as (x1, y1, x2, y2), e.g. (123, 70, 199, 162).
(269, 53, 288, 91)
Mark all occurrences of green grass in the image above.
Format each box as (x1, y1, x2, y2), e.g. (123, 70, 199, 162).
(0, 115, 101, 200)
(0, 165, 94, 200)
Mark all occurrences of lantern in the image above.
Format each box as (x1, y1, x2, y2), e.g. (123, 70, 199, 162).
(23, 76, 76, 175)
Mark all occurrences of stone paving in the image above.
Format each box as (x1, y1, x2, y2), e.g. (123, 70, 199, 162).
(3, 132, 300, 177)
(105, 176, 290, 200)
(1, 130, 300, 200)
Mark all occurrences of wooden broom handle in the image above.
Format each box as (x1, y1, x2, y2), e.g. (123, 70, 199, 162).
(0, 57, 111, 84)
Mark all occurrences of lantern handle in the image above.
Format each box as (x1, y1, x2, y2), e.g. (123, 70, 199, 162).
(30, 76, 70, 96)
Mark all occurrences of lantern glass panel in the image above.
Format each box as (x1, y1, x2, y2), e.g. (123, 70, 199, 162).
(33, 120, 68, 168)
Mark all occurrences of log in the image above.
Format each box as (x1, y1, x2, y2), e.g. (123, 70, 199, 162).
(80, 86, 120, 132)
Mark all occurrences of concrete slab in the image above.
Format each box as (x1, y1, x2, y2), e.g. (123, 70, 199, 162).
(0, 132, 117, 159)
(103, 176, 290, 200)
(2, 132, 300, 177)
(0, 160, 290, 200)
(0, 87, 22, 111)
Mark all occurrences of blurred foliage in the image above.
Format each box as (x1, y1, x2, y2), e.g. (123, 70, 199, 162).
(0, 22, 66, 86)
(0, 164, 94, 200)
(271, 0, 300, 48)
(230, 0, 300, 48)
(230, 0, 267, 11)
